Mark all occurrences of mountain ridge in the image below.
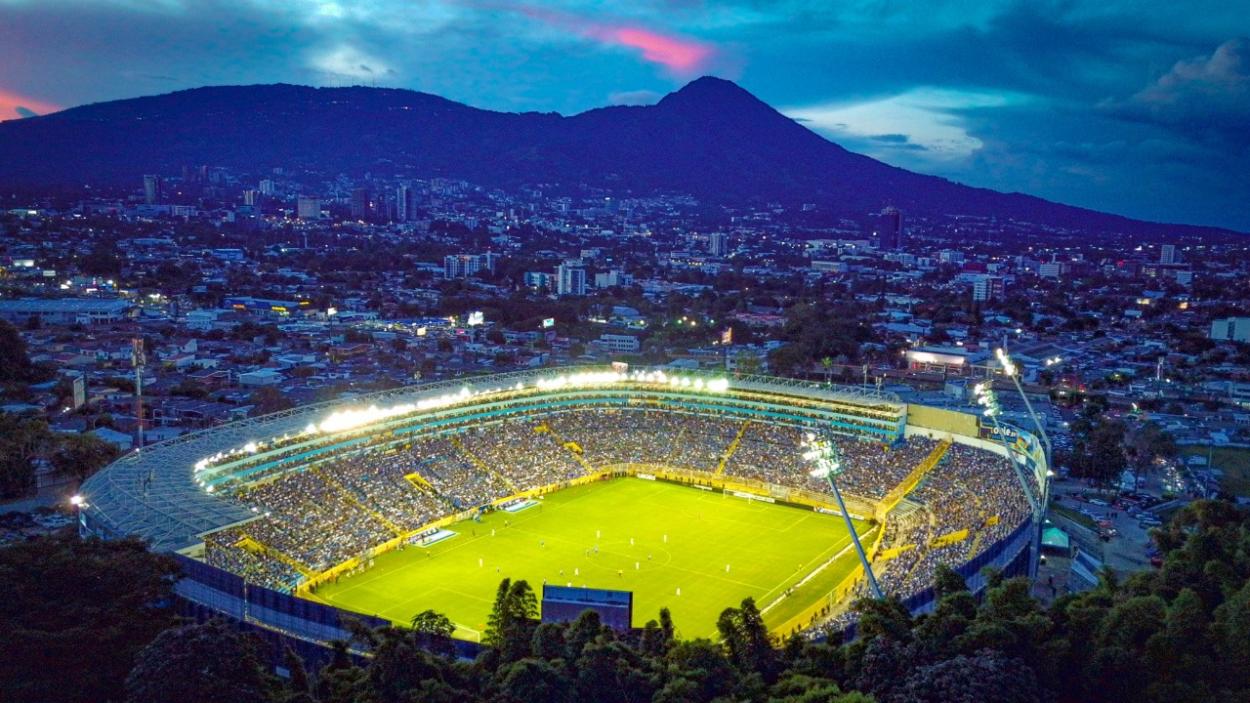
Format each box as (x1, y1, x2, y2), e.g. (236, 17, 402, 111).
(0, 77, 1237, 237)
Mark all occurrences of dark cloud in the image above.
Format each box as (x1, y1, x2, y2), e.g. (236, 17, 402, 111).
(15, 107, 37, 118)
(1102, 38, 1250, 147)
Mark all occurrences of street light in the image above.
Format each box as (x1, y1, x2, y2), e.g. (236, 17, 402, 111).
(803, 431, 884, 600)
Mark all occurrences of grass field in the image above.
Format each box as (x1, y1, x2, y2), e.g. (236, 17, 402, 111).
(309, 477, 867, 640)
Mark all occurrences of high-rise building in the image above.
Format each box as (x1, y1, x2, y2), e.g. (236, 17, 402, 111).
(143, 175, 162, 205)
(350, 188, 371, 220)
(557, 260, 587, 296)
(396, 185, 415, 222)
(258, 179, 276, 196)
(242, 189, 259, 206)
(444, 254, 482, 279)
(482, 251, 501, 273)
(708, 232, 729, 257)
(972, 276, 1007, 302)
(1160, 244, 1177, 265)
(297, 197, 321, 220)
(877, 207, 904, 250)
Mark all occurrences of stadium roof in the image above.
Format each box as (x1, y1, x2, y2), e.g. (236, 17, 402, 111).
(79, 366, 903, 553)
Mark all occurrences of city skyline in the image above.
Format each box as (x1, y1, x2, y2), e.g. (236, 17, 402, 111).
(0, 1, 1247, 230)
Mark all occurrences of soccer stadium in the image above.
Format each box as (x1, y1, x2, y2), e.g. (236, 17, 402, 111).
(78, 366, 1047, 647)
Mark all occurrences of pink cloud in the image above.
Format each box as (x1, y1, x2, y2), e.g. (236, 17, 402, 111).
(590, 26, 714, 74)
(507, 4, 717, 75)
(0, 89, 60, 121)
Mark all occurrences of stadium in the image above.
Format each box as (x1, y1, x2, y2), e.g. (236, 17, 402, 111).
(78, 366, 1047, 648)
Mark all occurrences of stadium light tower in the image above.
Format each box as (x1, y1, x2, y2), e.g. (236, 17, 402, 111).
(995, 348, 1052, 463)
(975, 381, 1045, 579)
(803, 431, 884, 600)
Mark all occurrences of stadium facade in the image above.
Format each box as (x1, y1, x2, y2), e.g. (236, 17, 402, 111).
(78, 366, 1047, 653)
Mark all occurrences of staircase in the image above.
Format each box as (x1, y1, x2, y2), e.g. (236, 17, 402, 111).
(541, 421, 599, 474)
(715, 420, 752, 476)
(311, 466, 403, 536)
(451, 436, 518, 492)
(876, 439, 953, 520)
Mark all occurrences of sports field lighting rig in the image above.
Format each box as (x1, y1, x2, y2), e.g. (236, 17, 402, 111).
(994, 348, 1052, 464)
(973, 382, 1039, 516)
(803, 431, 884, 600)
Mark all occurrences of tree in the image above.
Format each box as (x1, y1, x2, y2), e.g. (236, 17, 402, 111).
(124, 620, 279, 703)
(0, 536, 180, 703)
(250, 385, 295, 416)
(717, 597, 779, 681)
(484, 578, 539, 662)
(52, 431, 120, 482)
(888, 650, 1041, 703)
(0, 413, 54, 498)
(411, 608, 457, 657)
(494, 658, 571, 703)
(0, 318, 42, 384)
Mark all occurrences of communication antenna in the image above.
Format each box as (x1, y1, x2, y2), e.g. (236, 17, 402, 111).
(132, 338, 146, 450)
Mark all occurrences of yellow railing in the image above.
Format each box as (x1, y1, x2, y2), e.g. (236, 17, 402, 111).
(768, 521, 886, 638)
(875, 439, 951, 521)
(404, 471, 433, 491)
(237, 533, 315, 578)
(540, 421, 599, 475)
(715, 420, 752, 476)
(930, 528, 969, 547)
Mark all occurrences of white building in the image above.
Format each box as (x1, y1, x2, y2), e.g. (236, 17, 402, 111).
(708, 232, 729, 257)
(0, 298, 133, 326)
(444, 254, 482, 279)
(595, 334, 640, 353)
(557, 260, 587, 296)
(296, 196, 321, 220)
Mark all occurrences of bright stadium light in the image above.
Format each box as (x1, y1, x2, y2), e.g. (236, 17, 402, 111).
(801, 431, 883, 600)
(70, 494, 86, 508)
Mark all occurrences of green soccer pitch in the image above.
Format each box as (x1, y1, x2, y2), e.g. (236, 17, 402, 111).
(308, 477, 871, 640)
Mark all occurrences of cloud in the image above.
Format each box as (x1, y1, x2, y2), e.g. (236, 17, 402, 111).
(310, 45, 396, 82)
(595, 26, 714, 74)
(0, 89, 59, 122)
(608, 89, 662, 105)
(510, 5, 720, 76)
(1104, 38, 1250, 144)
(784, 88, 1026, 162)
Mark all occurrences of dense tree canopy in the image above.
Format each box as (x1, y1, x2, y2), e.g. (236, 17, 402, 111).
(0, 536, 181, 703)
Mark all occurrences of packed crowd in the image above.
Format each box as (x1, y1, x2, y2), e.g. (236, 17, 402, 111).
(203, 527, 300, 589)
(201, 406, 1025, 597)
(408, 436, 510, 508)
(875, 443, 1032, 599)
(724, 424, 938, 499)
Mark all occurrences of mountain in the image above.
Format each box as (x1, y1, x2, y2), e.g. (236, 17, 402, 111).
(0, 77, 1233, 236)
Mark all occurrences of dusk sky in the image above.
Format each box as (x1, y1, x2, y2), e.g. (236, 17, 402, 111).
(1, 1, 1247, 230)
